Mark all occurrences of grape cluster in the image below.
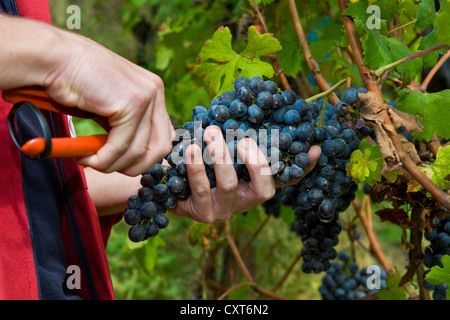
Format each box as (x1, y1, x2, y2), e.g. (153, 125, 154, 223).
(262, 188, 283, 218)
(279, 89, 363, 273)
(124, 163, 186, 242)
(319, 252, 387, 300)
(423, 216, 450, 300)
(124, 76, 363, 271)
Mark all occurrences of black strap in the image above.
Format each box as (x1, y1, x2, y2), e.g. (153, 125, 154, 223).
(0, 0, 19, 15)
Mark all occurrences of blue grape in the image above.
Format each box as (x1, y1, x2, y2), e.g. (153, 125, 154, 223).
(230, 99, 248, 118)
(284, 109, 301, 126)
(247, 104, 264, 124)
(341, 87, 358, 104)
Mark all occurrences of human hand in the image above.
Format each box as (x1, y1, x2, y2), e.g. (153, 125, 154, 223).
(43, 29, 174, 176)
(170, 126, 320, 223)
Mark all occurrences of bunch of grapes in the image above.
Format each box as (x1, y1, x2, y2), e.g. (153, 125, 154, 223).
(319, 252, 387, 300)
(123, 76, 368, 275)
(423, 216, 450, 300)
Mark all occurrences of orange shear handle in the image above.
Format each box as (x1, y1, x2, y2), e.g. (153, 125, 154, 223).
(3, 86, 108, 159)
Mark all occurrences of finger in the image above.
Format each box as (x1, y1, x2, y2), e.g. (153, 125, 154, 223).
(178, 143, 214, 223)
(303, 145, 321, 176)
(76, 109, 141, 173)
(115, 91, 174, 176)
(235, 138, 275, 209)
(274, 145, 322, 187)
(203, 126, 238, 220)
(77, 82, 173, 176)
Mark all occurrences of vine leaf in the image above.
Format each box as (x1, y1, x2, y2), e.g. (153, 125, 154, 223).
(409, 145, 450, 193)
(377, 274, 407, 300)
(396, 88, 450, 141)
(362, 29, 391, 70)
(277, 22, 306, 77)
(435, 1, 450, 45)
(425, 254, 450, 300)
(414, 0, 440, 30)
(346, 139, 383, 186)
(416, 0, 449, 67)
(385, 37, 423, 86)
(197, 26, 282, 97)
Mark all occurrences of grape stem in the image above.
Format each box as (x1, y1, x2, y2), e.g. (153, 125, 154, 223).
(373, 44, 448, 78)
(305, 78, 347, 104)
(337, 0, 383, 101)
(319, 97, 328, 127)
(387, 19, 417, 35)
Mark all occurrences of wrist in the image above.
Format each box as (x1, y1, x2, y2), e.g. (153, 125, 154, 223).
(0, 15, 68, 89)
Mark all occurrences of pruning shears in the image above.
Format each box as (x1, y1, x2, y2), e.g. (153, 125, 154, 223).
(4, 86, 108, 160)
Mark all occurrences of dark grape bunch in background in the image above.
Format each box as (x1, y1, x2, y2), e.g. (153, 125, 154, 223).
(123, 76, 371, 276)
(319, 251, 387, 300)
(423, 216, 450, 300)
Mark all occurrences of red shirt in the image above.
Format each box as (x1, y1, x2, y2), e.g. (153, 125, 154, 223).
(0, 0, 119, 300)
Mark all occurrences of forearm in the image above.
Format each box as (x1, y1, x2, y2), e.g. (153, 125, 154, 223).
(84, 167, 141, 216)
(0, 13, 64, 90)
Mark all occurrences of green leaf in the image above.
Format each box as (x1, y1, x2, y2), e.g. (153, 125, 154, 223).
(277, 23, 306, 77)
(435, 1, 450, 45)
(417, 1, 450, 68)
(197, 26, 281, 97)
(377, 274, 407, 300)
(417, 27, 440, 68)
(343, 0, 370, 22)
(385, 37, 423, 85)
(421, 145, 450, 191)
(425, 254, 450, 300)
(362, 28, 392, 70)
(346, 139, 383, 187)
(396, 88, 450, 141)
(415, 0, 439, 30)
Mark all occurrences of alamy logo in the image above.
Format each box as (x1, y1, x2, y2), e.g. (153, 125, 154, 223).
(66, 5, 81, 30)
(366, 5, 381, 30)
(66, 265, 81, 290)
(365, 264, 382, 289)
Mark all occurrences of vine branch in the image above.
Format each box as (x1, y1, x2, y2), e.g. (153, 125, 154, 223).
(338, 0, 450, 211)
(224, 219, 290, 300)
(421, 48, 450, 92)
(287, 0, 340, 105)
(337, 0, 383, 102)
(352, 199, 392, 273)
(250, 0, 292, 91)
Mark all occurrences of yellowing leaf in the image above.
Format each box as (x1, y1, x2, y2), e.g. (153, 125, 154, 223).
(346, 139, 383, 186)
(421, 145, 450, 190)
(407, 145, 450, 194)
